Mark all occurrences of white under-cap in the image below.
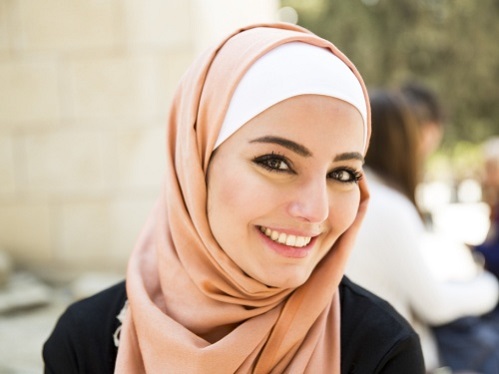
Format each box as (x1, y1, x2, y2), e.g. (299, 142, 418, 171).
(214, 41, 368, 150)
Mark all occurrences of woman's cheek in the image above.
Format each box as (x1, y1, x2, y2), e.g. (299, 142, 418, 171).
(330, 190, 361, 232)
(215, 172, 269, 214)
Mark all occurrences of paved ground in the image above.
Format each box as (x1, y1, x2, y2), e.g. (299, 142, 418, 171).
(0, 272, 123, 374)
(0, 291, 68, 374)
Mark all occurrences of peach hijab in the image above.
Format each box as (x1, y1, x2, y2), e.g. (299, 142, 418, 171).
(115, 23, 371, 373)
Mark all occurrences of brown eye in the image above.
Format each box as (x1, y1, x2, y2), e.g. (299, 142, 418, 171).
(328, 168, 362, 184)
(266, 158, 288, 170)
(253, 153, 293, 173)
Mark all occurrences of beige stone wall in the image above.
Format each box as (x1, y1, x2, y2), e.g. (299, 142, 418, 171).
(0, 0, 278, 277)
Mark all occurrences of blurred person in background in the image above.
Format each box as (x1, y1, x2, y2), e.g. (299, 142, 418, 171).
(400, 81, 445, 228)
(346, 88, 499, 373)
(401, 82, 445, 161)
(474, 137, 499, 281)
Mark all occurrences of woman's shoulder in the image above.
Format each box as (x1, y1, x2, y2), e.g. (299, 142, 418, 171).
(43, 280, 126, 373)
(339, 276, 425, 373)
(57, 280, 127, 339)
(65, 280, 127, 316)
(339, 276, 415, 334)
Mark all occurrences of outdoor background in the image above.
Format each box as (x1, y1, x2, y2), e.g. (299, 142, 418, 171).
(0, 0, 497, 372)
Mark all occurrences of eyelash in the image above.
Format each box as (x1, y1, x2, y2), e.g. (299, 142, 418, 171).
(252, 153, 363, 184)
(328, 167, 363, 184)
(253, 152, 290, 172)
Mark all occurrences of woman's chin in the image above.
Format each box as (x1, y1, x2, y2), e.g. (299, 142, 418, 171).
(255, 269, 311, 289)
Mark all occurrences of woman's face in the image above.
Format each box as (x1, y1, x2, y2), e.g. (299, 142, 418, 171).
(207, 95, 365, 289)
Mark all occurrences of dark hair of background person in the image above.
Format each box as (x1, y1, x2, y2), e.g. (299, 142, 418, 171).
(366, 89, 422, 207)
(400, 81, 445, 128)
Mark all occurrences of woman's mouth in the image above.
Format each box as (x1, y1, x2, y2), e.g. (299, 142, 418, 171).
(259, 226, 312, 247)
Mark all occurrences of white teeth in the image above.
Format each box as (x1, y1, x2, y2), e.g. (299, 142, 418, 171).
(286, 235, 297, 246)
(295, 236, 306, 247)
(271, 229, 279, 240)
(277, 232, 286, 244)
(260, 227, 312, 248)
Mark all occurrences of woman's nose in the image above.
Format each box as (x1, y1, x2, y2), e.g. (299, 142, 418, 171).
(287, 179, 329, 223)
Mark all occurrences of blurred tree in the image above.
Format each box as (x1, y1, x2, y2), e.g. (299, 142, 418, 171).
(282, 0, 499, 147)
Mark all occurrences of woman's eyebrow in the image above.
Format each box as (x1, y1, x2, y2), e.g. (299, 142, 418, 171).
(249, 136, 312, 156)
(334, 152, 364, 163)
(249, 136, 364, 163)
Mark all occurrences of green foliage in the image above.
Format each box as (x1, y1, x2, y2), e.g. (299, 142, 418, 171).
(428, 141, 484, 182)
(281, 0, 499, 147)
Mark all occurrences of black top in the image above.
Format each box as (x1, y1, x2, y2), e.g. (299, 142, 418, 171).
(43, 277, 425, 373)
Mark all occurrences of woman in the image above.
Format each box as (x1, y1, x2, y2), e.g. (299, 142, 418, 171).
(43, 23, 424, 373)
(474, 136, 499, 280)
(346, 89, 499, 372)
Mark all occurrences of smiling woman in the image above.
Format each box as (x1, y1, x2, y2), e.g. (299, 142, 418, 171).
(43, 23, 424, 373)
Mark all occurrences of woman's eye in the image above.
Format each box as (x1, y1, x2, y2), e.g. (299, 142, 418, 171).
(329, 168, 362, 184)
(253, 154, 292, 172)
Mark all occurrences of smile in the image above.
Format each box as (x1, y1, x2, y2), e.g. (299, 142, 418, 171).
(259, 226, 312, 248)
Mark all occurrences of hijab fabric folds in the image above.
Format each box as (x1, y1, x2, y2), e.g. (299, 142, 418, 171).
(115, 23, 371, 373)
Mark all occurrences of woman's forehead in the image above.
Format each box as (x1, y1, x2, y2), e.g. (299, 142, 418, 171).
(226, 95, 365, 154)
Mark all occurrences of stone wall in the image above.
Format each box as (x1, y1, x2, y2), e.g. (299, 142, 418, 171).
(0, 0, 278, 277)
